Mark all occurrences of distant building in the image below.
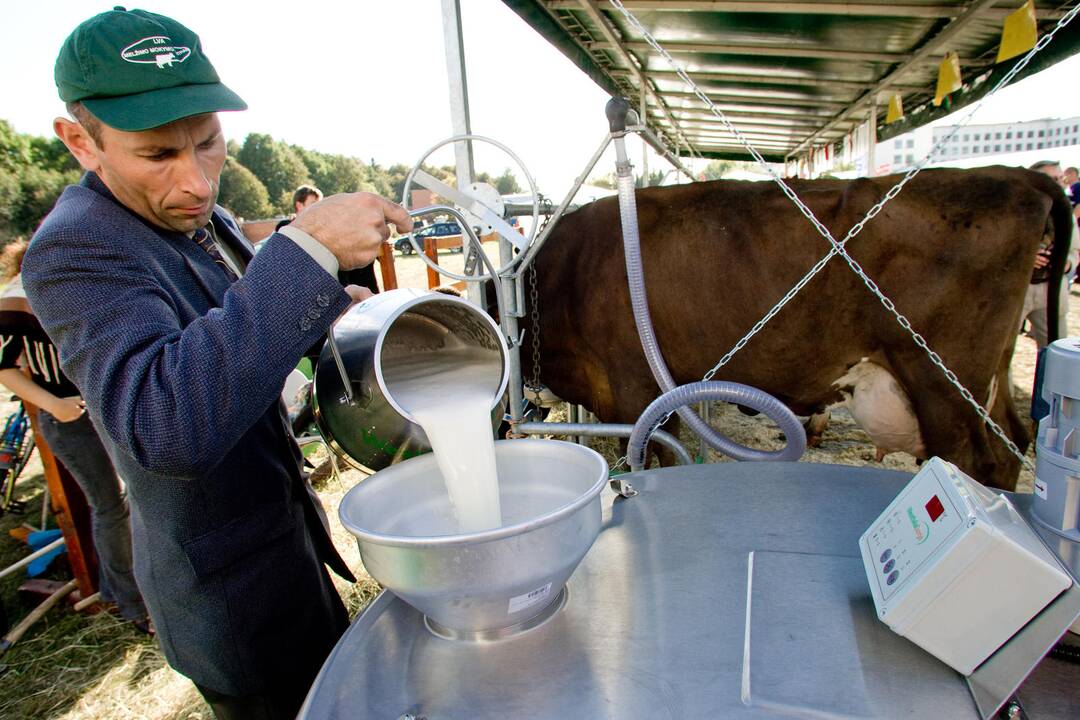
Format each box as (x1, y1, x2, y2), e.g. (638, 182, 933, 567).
(929, 116, 1080, 163)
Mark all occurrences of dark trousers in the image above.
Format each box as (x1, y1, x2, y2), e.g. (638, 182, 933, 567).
(38, 410, 147, 620)
(195, 677, 313, 720)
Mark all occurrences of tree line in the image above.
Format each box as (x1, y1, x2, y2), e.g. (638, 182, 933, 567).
(0, 118, 523, 242)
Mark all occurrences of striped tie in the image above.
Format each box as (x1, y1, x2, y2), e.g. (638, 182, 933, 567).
(192, 226, 239, 282)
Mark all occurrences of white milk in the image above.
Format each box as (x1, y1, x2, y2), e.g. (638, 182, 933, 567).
(382, 345, 503, 532)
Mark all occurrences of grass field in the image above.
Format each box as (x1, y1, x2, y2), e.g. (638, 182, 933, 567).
(0, 267, 1074, 719)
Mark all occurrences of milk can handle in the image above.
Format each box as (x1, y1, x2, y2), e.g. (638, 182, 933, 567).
(325, 322, 355, 404)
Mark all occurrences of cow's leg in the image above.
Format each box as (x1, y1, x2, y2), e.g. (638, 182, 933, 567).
(805, 412, 830, 448)
(885, 350, 1022, 490)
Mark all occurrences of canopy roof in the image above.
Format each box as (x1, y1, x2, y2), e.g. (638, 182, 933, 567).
(502, 1, 1080, 162)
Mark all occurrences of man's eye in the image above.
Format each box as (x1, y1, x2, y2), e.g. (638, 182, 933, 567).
(145, 152, 172, 161)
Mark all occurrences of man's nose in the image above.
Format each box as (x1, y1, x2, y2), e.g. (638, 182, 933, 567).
(175, 150, 212, 199)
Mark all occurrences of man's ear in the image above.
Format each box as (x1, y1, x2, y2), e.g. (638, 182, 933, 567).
(53, 117, 102, 173)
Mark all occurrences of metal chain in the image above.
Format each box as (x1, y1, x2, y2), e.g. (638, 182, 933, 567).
(528, 263, 542, 390)
(526, 205, 556, 391)
(607, 0, 1080, 471)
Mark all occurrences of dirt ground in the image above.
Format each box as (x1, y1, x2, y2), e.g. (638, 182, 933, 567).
(0, 275, 1075, 719)
(641, 284, 1080, 494)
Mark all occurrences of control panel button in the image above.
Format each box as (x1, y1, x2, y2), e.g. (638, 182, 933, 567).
(880, 549, 892, 563)
(883, 559, 895, 574)
(887, 570, 900, 586)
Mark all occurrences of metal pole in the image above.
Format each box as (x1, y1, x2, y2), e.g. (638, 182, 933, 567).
(867, 103, 878, 177)
(640, 92, 649, 186)
(440, 0, 483, 307)
(501, 234, 525, 430)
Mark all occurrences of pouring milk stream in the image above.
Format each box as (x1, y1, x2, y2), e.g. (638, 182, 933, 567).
(382, 344, 504, 532)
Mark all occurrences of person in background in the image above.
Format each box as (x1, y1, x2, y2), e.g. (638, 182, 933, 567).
(0, 239, 150, 633)
(1020, 160, 1076, 350)
(279, 184, 381, 295)
(23, 9, 410, 718)
(1064, 166, 1080, 204)
(274, 184, 322, 232)
(1023, 161, 1078, 426)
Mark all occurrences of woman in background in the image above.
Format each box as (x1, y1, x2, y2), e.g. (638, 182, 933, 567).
(0, 239, 150, 633)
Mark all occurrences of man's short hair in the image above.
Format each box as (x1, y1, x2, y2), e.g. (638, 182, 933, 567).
(66, 101, 104, 147)
(1067, 167, 1079, 175)
(293, 185, 323, 207)
(1030, 160, 1061, 172)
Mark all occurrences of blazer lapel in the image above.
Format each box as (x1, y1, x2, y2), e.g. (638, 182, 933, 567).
(173, 235, 229, 304)
(211, 209, 254, 270)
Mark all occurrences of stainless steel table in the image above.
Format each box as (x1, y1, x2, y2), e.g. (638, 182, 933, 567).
(301, 462, 1079, 719)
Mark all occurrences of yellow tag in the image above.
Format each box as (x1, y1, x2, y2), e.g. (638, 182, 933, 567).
(997, 0, 1038, 63)
(933, 52, 962, 107)
(886, 94, 904, 124)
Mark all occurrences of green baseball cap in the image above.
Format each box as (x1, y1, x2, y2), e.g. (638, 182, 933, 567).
(55, 7, 246, 131)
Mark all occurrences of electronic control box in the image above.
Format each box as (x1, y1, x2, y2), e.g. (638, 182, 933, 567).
(859, 457, 1072, 675)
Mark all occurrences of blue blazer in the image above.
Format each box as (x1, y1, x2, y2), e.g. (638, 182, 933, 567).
(24, 173, 355, 695)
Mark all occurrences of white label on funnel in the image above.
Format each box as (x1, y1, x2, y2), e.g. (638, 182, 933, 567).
(508, 582, 552, 614)
(1034, 478, 1048, 500)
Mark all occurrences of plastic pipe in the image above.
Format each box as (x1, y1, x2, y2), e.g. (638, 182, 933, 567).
(627, 382, 806, 472)
(608, 96, 804, 463)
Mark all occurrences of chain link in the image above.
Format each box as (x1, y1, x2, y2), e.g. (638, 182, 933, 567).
(526, 206, 555, 391)
(528, 263, 542, 390)
(607, 0, 1080, 472)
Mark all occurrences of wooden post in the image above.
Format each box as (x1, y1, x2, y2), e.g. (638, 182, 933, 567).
(378, 241, 397, 291)
(424, 238, 440, 289)
(23, 403, 98, 601)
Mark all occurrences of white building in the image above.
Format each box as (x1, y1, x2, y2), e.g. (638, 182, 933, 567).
(930, 116, 1080, 161)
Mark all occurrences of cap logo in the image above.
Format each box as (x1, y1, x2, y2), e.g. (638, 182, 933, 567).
(121, 36, 191, 69)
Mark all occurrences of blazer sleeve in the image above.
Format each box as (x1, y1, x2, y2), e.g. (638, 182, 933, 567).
(22, 227, 351, 478)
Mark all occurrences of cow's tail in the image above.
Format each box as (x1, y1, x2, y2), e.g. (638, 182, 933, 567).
(1046, 186, 1073, 344)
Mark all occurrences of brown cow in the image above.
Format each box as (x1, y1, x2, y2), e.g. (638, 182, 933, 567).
(523, 167, 1072, 490)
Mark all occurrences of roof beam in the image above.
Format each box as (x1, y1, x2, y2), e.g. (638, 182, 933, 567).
(787, 0, 1003, 158)
(611, 68, 925, 92)
(587, 39, 913, 63)
(547, 1, 1065, 21)
(661, 89, 852, 108)
(575, 0, 699, 155)
(667, 107, 859, 127)
(658, 121, 822, 136)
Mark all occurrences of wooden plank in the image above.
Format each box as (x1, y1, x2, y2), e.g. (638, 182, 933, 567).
(24, 403, 98, 600)
(378, 241, 397, 291)
(424, 238, 440, 289)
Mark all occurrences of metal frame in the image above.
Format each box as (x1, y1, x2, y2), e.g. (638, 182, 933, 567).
(502, 0, 1080, 163)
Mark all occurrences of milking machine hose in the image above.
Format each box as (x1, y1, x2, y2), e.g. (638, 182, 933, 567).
(627, 381, 806, 472)
(608, 96, 805, 465)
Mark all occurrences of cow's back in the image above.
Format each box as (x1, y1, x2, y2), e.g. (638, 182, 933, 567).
(529, 167, 1065, 488)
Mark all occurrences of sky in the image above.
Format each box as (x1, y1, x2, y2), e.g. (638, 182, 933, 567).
(3, 1, 1080, 195)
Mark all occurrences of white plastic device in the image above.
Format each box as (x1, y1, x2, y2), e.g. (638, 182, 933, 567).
(859, 457, 1072, 675)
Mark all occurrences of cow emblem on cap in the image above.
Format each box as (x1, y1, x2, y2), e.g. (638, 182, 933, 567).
(121, 36, 191, 68)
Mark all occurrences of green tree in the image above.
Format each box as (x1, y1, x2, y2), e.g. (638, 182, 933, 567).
(702, 159, 734, 180)
(218, 157, 273, 220)
(635, 169, 667, 188)
(493, 167, 522, 195)
(226, 138, 242, 158)
(28, 136, 79, 173)
(587, 172, 617, 189)
(236, 133, 310, 213)
(0, 120, 32, 174)
(11, 166, 81, 234)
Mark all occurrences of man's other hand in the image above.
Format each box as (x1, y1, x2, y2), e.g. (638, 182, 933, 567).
(344, 285, 374, 305)
(292, 193, 413, 270)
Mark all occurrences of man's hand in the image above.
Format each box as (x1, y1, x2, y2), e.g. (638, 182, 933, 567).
(291, 193, 413, 270)
(344, 285, 374, 305)
(1034, 247, 1051, 270)
(50, 396, 86, 423)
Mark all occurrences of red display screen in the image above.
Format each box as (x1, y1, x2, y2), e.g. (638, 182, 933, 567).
(925, 495, 945, 522)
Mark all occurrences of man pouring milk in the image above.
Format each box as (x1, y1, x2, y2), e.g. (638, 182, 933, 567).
(24, 8, 411, 718)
